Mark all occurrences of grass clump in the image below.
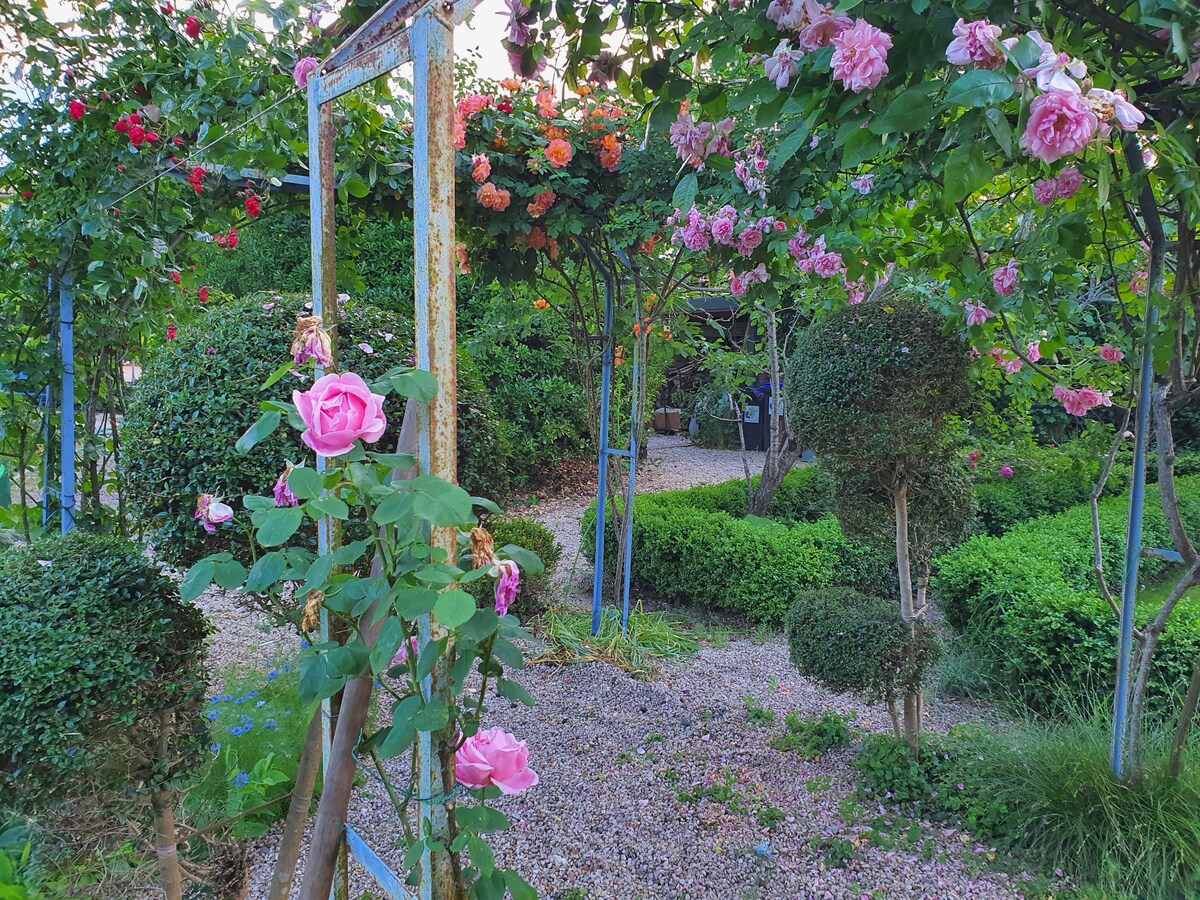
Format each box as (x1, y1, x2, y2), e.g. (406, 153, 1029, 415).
(770, 711, 854, 758)
(533, 604, 699, 678)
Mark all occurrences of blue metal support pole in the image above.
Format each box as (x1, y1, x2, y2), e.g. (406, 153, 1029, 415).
(59, 274, 76, 535)
(41, 386, 52, 528)
(620, 339, 639, 633)
(590, 257, 615, 636)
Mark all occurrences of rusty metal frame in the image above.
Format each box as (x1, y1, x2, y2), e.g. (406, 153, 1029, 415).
(307, 1, 481, 896)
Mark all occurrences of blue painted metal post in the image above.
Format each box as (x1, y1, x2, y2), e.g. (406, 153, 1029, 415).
(619, 339, 639, 633)
(591, 268, 615, 635)
(41, 386, 52, 528)
(59, 274, 76, 535)
(1110, 304, 1160, 777)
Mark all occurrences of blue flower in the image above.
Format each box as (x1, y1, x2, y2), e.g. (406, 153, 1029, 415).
(205, 710, 219, 721)
(264, 719, 278, 729)
(230, 725, 246, 737)
(210, 742, 221, 752)
(281, 664, 292, 672)
(300, 640, 310, 649)
(255, 700, 267, 708)
(209, 696, 221, 705)
(754, 841, 774, 859)
(246, 690, 259, 698)
(267, 670, 279, 681)
(233, 771, 250, 788)
(233, 697, 244, 705)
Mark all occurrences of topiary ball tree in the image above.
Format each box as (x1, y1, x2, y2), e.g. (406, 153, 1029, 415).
(122, 293, 508, 567)
(787, 297, 970, 754)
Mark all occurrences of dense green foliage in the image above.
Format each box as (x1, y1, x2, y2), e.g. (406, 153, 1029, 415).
(783, 588, 942, 702)
(122, 294, 506, 565)
(769, 711, 854, 759)
(585, 468, 895, 622)
(0, 534, 210, 808)
(468, 515, 562, 619)
(935, 476, 1200, 707)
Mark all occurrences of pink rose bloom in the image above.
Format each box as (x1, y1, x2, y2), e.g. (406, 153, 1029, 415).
(455, 727, 539, 795)
(999, 465, 1014, 478)
(710, 216, 736, 245)
(963, 301, 995, 327)
(1076, 386, 1104, 409)
(1055, 165, 1083, 199)
(745, 263, 770, 285)
(1027, 341, 1042, 363)
(813, 251, 845, 278)
(1003, 356, 1023, 375)
(195, 493, 234, 534)
(293, 372, 388, 457)
(504, 0, 532, 46)
(494, 559, 520, 617)
(1085, 88, 1145, 133)
(945, 18, 1003, 67)
(729, 272, 748, 297)
(1034, 178, 1058, 206)
(273, 465, 299, 507)
(1100, 344, 1125, 363)
(736, 227, 763, 256)
(706, 118, 736, 158)
(799, 6, 853, 51)
(1184, 60, 1200, 87)
(992, 258, 1019, 297)
(830, 19, 892, 93)
(845, 277, 866, 305)
(850, 173, 874, 194)
(764, 40, 801, 90)
(765, 0, 807, 31)
(390, 635, 419, 668)
(1025, 48, 1087, 93)
(1021, 89, 1098, 163)
(1130, 269, 1148, 295)
(293, 57, 320, 89)
(679, 207, 710, 251)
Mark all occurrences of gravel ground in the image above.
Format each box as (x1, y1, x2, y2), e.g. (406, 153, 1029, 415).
(197, 436, 1031, 900)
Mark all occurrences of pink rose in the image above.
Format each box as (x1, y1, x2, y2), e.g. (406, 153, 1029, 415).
(729, 272, 747, 297)
(1055, 165, 1083, 199)
(293, 57, 320, 89)
(1020, 90, 1098, 164)
(799, 5, 852, 51)
(273, 465, 299, 507)
(494, 559, 520, 617)
(1034, 178, 1058, 205)
(830, 19, 892, 93)
(945, 18, 1003, 67)
(1130, 269, 1148, 295)
(999, 465, 1014, 478)
(736, 227, 763, 256)
(764, 40, 801, 90)
(963, 301, 995, 327)
(455, 727, 539, 795)
(710, 217, 735, 245)
(1100, 343, 1125, 363)
(293, 372, 387, 457)
(813, 251, 845, 278)
(195, 493, 234, 534)
(1027, 341, 1042, 363)
(992, 258, 1019, 297)
(390, 635, 419, 667)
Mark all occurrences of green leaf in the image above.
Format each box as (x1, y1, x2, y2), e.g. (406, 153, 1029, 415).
(245, 551, 286, 593)
(342, 174, 370, 198)
(869, 88, 934, 135)
(983, 107, 1013, 157)
(502, 870, 537, 900)
(458, 806, 511, 834)
(212, 558, 248, 590)
(415, 638, 445, 680)
(236, 409, 281, 453)
(378, 695, 421, 757)
(467, 836, 496, 877)
(389, 369, 439, 401)
(180, 559, 215, 602)
(671, 173, 698, 212)
(944, 70, 1014, 108)
(770, 124, 812, 170)
(942, 145, 992, 205)
(458, 608, 499, 641)
(411, 699, 449, 731)
(491, 637, 524, 669)
(411, 475, 474, 526)
(500, 544, 544, 577)
(433, 589, 476, 628)
(332, 540, 371, 566)
(394, 586, 439, 618)
(370, 452, 418, 470)
(496, 677, 535, 706)
(309, 496, 351, 520)
(471, 496, 502, 515)
(288, 466, 323, 500)
(302, 554, 336, 594)
(373, 490, 414, 525)
(261, 358, 296, 390)
(257, 506, 304, 547)
(370, 617, 404, 675)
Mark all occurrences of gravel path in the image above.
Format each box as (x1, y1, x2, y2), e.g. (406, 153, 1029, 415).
(196, 437, 1029, 900)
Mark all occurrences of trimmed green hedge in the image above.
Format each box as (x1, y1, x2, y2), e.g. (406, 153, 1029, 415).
(935, 476, 1200, 707)
(585, 468, 895, 622)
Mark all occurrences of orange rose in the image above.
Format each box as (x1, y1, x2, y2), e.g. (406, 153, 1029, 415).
(470, 153, 491, 183)
(527, 190, 557, 218)
(547, 237, 559, 260)
(526, 227, 548, 251)
(545, 138, 573, 168)
(533, 298, 550, 309)
(535, 87, 558, 119)
(501, 77, 521, 92)
(542, 124, 569, 140)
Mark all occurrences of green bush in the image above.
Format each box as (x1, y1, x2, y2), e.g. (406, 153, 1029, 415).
(769, 710, 854, 758)
(468, 515, 562, 618)
(583, 468, 895, 622)
(934, 475, 1200, 708)
(122, 293, 508, 566)
(783, 588, 942, 701)
(0, 534, 210, 809)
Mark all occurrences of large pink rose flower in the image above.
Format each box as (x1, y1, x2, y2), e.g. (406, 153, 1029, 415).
(293, 57, 320, 89)
(1020, 90, 1098, 163)
(945, 18, 1003, 67)
(830, 19, 892, 93)
(293, 372, 387, 457)
(455, 727, 539, 795)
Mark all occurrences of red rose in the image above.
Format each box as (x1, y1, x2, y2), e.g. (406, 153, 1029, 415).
(128, 124, 146, 146)
(19, 190, 31, 199)
(169, 271, 181, 285)
(145, 131, 159, 143)
(244, 195, 261, 217)
(184, 15, 201, 38)
(160, 2, 173, 12)
(198, 286, 210, 302)
(68, 99, 85, 120)
(117, 163, 126, 171)
(114, 118, 129, 133)
(127, 111, 141, 126)
(172, 136, 184, 147)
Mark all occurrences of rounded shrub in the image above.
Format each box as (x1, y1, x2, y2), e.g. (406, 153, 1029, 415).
(468, 515, 562, 618)
(783, 587, 943, 701)
(0, 533, 210, 809)
(122, 293, 507, 566)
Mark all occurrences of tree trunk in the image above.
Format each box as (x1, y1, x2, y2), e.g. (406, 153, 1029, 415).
(894, 480, 920, 755)
(152, 791, 183, 900)
(268, 706, 323, 900)
(1168, 653, 1200, 778)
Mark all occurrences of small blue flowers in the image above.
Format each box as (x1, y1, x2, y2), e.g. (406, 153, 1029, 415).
(233, 771, 250, 788)
(210, 742, 221, 752)
(267, 670, 279, 681)
(209, 696, 221, 705)
(255, 700, 267, 708)
(281, 664, 292, 672)
(264, 719, 278, 729)
(205, 710, 219, 721)
(299, 639, 310, 649)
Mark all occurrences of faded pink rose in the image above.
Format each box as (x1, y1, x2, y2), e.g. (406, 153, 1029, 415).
(1054, 385, 1104, 417)
(195, 493, 234, 534)
(963, 301, 995, 327)
(1130, 269, 1148, 295)
(293, 57, 320, 89)
(1027, 341, 1042, 363)
(273, 465, 299, 507)
(830, 19, 892, 93)
(945, 18, 1003, 67)
(999, 465, 1014, 478)
(992, 258, 1019, 297)
(494, 559, 520, 617)
(764, 40, 801, 90)
(813, 251, 845, 278)
(1034, 178, 1058, 206)
(710, 216, 736, 246)
(1100, 343, 1125, 363)
(455, 727, 539, 795)
(1021, 89, 1098, 164)
(1056, 165, 1083, 199)
(293, 372, 387, 457)
(390, 635, 419, 667)
(729, 272, 747, 297)
(736, 227, 763, 256)
(799, 4, 852, 51)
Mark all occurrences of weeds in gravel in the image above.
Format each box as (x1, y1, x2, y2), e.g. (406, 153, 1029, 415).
(742, 696, 776, 726)
(532, 605, 699, 677)
(770, 710, 855, 759)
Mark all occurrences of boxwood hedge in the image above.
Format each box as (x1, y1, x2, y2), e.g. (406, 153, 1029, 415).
(584, 468, 896, 622)
(935, 475, 1200, 707)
